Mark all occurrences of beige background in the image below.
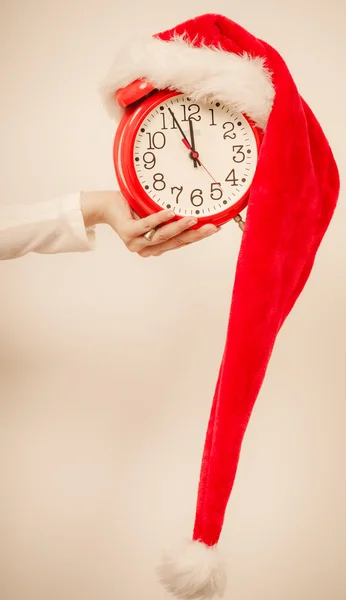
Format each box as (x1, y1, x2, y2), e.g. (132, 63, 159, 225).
(0, 1, 345, 599)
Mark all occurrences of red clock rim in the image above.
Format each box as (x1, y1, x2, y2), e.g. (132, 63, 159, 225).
(113, 89, 262, 227)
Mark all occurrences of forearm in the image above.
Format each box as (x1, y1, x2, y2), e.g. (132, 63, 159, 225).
(0, 192, 96, 260)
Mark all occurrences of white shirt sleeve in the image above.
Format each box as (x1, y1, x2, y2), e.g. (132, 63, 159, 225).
(0, 192, 95, 260)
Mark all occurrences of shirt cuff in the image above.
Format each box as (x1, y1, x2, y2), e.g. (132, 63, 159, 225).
(59, 192, 96, 253)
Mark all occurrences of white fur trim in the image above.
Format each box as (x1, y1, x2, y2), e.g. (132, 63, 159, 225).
(157, 539, 226, 600)
(100, 35, 275, 130)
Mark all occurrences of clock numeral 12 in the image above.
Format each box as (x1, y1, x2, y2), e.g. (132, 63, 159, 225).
(181, 104, 201, 122)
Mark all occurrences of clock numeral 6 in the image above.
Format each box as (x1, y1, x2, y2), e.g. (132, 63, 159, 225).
(190, 189, 203, 207)
(153, 173, 166, 191)
(210, 183, 223, 201)
(143, 152, 156, 170)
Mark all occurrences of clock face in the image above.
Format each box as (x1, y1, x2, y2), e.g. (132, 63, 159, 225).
(132, 93, 258, 218)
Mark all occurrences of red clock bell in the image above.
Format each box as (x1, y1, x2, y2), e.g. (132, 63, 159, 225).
(113, 79, 262, 230)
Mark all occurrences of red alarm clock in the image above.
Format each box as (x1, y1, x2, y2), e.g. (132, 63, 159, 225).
(113, 79, 262, 232)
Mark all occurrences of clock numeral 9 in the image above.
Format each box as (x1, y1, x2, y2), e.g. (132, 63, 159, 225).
(143, 152, 156, 170)
(146, 132, 166, 150)
(153, 173, 166, 191)
(210, 183, 223, 201)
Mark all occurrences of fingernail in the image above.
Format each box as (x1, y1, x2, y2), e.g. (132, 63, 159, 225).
(187, 218, 198, 226)
(164, 210, 175, 219)
(205, 226, 219, 235)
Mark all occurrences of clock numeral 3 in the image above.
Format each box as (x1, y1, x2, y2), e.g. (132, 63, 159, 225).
(171, 186, 183, 204)
(153, 173, 166, 191)
(232, 145, 245, 163)
(210, 183, 223, 201)
(190, 189, 203, 207)
(143, 152, 156, 170)
(225, 169, 239, 186)
(146, 132, 166, 150)
(223, 122, 236, 140)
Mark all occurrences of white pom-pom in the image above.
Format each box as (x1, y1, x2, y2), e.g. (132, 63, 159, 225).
(157, 539, 226, 600)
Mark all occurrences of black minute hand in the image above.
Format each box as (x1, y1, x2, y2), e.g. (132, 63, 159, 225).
(168, 108, 190, 145)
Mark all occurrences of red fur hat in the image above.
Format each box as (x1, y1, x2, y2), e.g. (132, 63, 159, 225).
(100, 13, 339, 600)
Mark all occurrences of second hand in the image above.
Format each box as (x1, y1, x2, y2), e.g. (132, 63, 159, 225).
(166, 107, 244, 231)
(167, 107, 231, 204)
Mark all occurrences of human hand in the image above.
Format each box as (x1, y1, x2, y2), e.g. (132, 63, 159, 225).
(81, 191, 220, 257)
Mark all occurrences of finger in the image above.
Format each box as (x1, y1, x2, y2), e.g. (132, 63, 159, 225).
(148, 216, 199, 245)
(127, 209, 175, 238)
(139, 224, 219, 257)
(124, 215, 198, 253)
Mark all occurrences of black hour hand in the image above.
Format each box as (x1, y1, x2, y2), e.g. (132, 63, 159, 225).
(188, 118, 199, 168)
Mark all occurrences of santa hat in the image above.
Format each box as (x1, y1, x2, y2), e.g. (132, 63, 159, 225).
(100, 13, 339, 600)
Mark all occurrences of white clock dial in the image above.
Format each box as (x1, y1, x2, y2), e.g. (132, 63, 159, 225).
(133, 94, 258, 217)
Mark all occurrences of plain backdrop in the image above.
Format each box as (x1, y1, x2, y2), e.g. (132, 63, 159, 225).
(0, 1, 345, 599)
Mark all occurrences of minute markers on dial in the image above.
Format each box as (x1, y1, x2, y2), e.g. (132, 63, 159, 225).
(133, 93, 258, 217)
